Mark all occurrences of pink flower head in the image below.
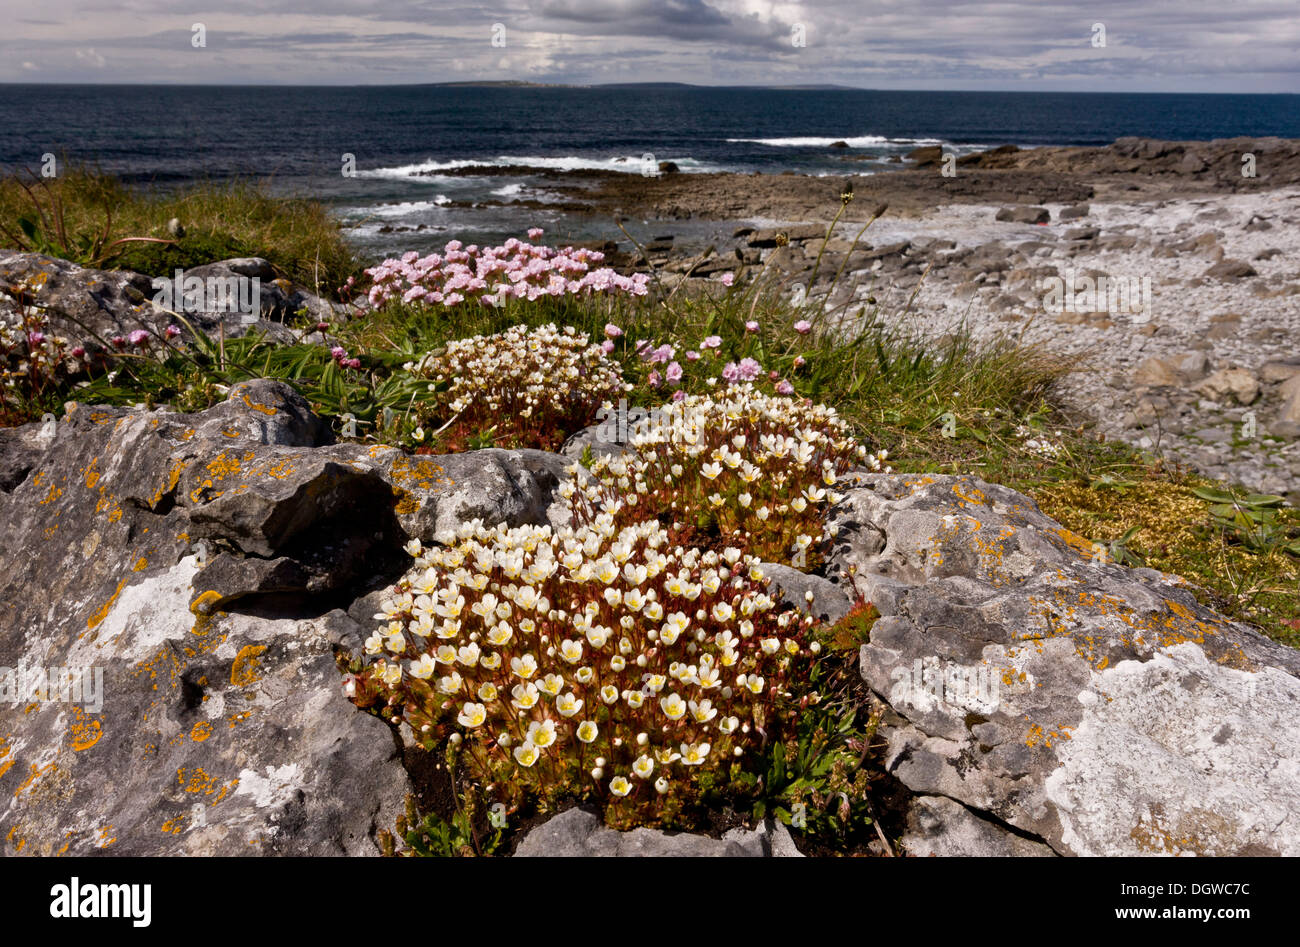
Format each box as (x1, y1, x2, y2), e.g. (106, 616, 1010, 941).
(744, 321, 759, 333)
(605, 323, 623, 338)
(70, 346, 86, 358)
(685, 350, 700, 361)
(701, 336, 722, 349)
(316, 321, 330, 332)
(665, 361, 683, 385)
(776, 379, 794, 395)
(723, 358, 762, 383)
(647, 370, 662, 388)
(527, 227, 544, 240)
(794, 320, 812, 334)
(718, 272, 735, 286)
(165, 324, 182, 338)
(794, 355, 806, 368)
(769, 370, 780, 381)
(602, 339, 615, 354)
(27, 331, 46, 346)
(672, 389, 686, 402)
(347, 358, 362, 370)
(649, 344, 675, 364)
(128, 329, 150, 347)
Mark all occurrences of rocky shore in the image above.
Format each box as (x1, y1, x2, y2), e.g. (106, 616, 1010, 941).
(452, 136, 1300, 497)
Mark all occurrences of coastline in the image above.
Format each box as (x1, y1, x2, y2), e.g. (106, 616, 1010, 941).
(400, 135, 1300, 496)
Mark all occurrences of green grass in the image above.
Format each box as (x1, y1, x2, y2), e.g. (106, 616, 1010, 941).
(0, 164, 361, 294)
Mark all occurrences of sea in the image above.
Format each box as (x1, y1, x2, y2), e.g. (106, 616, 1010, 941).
(1, 84, 1297, 261)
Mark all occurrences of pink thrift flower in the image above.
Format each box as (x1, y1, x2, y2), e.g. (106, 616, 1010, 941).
(721, 362, 740, 383)
(794, 320, 811, 334)
(647, 370, 662, 388)
(665, 361, 683, 384)
(744, 321, 759, 333)
(347, 358, 362, 370)
(605, 323, 623, 338)
(527, 228, 544, 240)
(70, 346, 86, 358)
(685, 350, 700, 361)
(602, 340, 615, 354)
(128, 329, 150, 347)
(718, 272, 735, 286)
(672, 390, 685, 402)
(27, 331, 46, 346)
(776, 379, 794, 395)
(165, 324, 182, 338)
(701, 336, 721, 349)
(794, 355, 806, 368)
(735, 358, 762, 381)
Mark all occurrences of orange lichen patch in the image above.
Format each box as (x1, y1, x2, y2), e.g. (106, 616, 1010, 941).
(161, 817, 185, 835)
(83, 458, 101, 489)
(221, 428, 243, 438)
(176, 766, 238, 803)
(86, 577, 129, 632)
(393, 487, 420, 516)
(179, 428, 197, 441)
(1024, 722, 1075, 749)
(95, 825, 116, 848)
(1000, 667, 1029, 688)
(12, 761, 57, 798)
(190, 590, 224, 617)
(230, 645, 268, 687)
(951, 481, 987, 509)
(263, 459, 296, 480)
(43, 524, 59, 540)
(190, 721, 213, 743)
(1024, 586, 1251, 670)
(67, 708, 103, 752)
(39, 483, 63, 505)
(132, 556, 148, 572)
(0, 738, 13, 780)
(242, 393, 278, 416)
(133, 646, 183, 698)
(1052, 527, 1105, 561)
(228, 710, 253, 728)
(149, 458, 187, 507)
(389, 455, 452, 491)
(89, 411, 115, 426)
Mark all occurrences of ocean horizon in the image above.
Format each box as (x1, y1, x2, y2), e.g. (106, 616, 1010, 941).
(3, 84, 1297, 257)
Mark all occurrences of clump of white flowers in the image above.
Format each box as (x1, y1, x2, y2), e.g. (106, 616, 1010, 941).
(347, 518, 821, 826)
(563, 384, 888, 568)
(405, 323, 630, 451)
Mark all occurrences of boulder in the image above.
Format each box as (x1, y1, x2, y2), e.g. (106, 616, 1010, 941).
(825, 473, 1300, 856)
(513, 806, 802, 857)
(0, 382, 568, 855)
(1196, 368, 1261, 406)
(994, 206, 1051, 225)
(1203, 260, 1258, 280)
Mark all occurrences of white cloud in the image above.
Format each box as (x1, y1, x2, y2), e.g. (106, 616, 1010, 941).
(0, 0, 1294, 90)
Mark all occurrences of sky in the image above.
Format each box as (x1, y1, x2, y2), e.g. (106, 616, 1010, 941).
(2, 0, 1298, 92)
